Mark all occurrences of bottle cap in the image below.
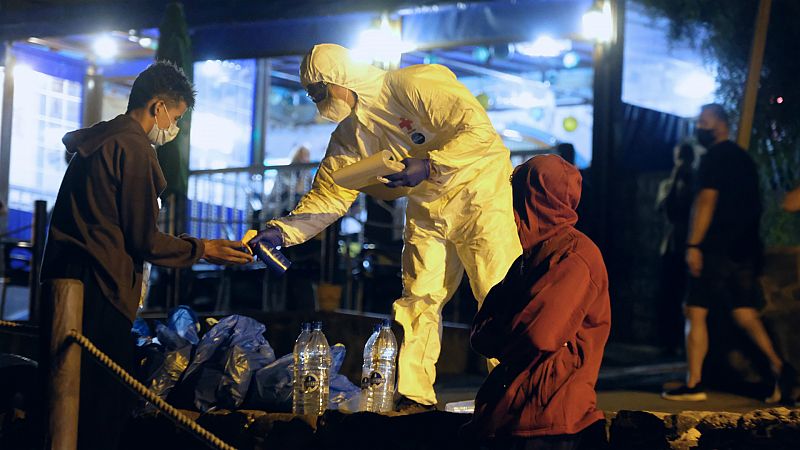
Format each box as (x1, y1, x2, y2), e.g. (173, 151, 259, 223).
(381, 319, 392, 328)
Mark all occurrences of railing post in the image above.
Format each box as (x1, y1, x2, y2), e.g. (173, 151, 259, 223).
(29, 199, 47, 324)
(42, 279, 84, 450)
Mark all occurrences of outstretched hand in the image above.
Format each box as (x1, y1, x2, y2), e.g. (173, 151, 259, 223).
(202, 239, 254, 265)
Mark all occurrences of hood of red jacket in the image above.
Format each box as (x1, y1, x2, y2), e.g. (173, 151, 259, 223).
(511, 154, 582, 254)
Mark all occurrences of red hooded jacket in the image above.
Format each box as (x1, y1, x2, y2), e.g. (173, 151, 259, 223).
(466, 155, 611, 438)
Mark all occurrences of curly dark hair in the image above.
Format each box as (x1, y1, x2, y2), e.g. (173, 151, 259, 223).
(126, 60, 196, 112)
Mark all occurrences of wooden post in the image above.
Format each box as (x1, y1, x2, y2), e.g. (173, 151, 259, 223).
(43, 279, 83, 450)
(737, 0, 773, 150)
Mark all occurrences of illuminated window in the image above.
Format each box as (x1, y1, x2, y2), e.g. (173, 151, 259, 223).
(190, 59, 256, 170)
(8, 65, 81, 214)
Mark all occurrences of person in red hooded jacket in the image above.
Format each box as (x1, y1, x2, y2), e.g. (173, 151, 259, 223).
(464, 154, 611, 450)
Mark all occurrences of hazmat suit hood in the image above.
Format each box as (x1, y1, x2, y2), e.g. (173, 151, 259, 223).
(511, 154, 581, 254)
(63, 114, 147, 158)
(300, 44, 386, 112)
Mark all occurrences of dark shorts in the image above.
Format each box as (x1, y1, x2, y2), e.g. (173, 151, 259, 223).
(685, 253, 764, 310)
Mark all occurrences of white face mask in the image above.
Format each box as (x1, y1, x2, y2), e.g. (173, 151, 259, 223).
(147, 103, 180, 146)
(317, 91, 352, 123)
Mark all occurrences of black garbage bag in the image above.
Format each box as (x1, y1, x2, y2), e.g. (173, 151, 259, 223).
(244, 343, 360, 412)
(132, 306, 201, 412)
(165, 305, 200, 345)
(146, 323, 193, 399)
(131, 317, 153, 347)
(243, 353, 294, 412)
(328, 344, 360, 410)
(183, 315, 276, 412)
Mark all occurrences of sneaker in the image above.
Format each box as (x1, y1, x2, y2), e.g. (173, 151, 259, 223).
(661, 384, 707, 401)
(395, 395, 437, 414)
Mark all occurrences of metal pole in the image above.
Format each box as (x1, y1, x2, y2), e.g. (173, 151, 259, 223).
(253, 59, 269, 171)
(28, 199, 47, 324)
(589, 0, 625, 252)
(0, 43, 15, 236)
(42, 279, 84, 450)
(737, 0, 772, 150)
(81, 65, 103, 128)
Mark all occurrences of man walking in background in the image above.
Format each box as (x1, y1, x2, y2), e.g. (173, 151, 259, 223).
(662, 104, 788, 403)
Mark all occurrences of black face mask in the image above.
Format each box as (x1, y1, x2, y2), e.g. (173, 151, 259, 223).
(695, 127, 716, 148)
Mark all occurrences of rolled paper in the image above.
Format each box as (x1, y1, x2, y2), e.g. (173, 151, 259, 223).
(331, 150, 406, 190)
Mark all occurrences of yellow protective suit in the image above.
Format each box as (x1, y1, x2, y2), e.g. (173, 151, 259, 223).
(268, 44, 521, 405)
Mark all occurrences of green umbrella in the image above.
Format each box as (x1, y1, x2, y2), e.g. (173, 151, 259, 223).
(156, 2, 192, 208)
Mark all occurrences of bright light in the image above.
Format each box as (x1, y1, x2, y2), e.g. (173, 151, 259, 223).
(13, 63, 35, 80)
(515, 36, 572, 58)
(777, 96, 784, 104)
(562, 51, 580, 68)
(351, 17, 415, 67)
(674, 71, 716, 99)
(582, 1, 613, 43)
(139, 37, 153, 48)
(92, 35, 118, 60)
(201, 60, 222, 77)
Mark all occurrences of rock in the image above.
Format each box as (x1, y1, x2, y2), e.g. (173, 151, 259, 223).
(610, 410, 672, 450)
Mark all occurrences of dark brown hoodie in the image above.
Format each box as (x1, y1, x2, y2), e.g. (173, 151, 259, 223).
(466, 155, 610, 438)
(41, 115, 204, 322)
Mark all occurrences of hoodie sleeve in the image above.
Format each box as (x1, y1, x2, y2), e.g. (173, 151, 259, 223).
(117, 141, 204, 267)
(508, 256, 600, 357)
(397, 66, 499, 185)
(268, 136, 360, 246)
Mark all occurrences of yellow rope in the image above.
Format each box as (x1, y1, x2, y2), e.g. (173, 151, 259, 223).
(66, 330, 237, 450)
(0, 319, 23, 328)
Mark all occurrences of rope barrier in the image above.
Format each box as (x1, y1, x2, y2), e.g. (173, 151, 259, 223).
(0, 319, 237, 449)
(0, 319, 23, 328)
(66, 330, 237, 450)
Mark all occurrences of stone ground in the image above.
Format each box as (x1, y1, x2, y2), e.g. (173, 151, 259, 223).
(436, 341, 782, 413)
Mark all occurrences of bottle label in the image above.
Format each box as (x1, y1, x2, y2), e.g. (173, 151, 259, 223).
(368, 370, 384, 388)
(360, 376, 371, 390)
(303, 373, 320, 393)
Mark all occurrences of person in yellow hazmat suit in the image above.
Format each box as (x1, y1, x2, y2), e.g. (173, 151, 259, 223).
(249, 44, 522, 412)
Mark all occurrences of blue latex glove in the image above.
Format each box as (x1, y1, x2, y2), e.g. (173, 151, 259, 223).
(248, 226, 284, 250)
(384, 158, 431, 188)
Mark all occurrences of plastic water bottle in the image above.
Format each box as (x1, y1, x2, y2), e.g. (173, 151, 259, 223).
(292, 322, 312, 414)
(359, 324, 381, 410)
(362, 319, 398, 412)
(298, 321, 331, 416)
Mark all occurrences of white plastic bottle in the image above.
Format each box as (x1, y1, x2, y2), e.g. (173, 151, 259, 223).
(292, 322, 312, 414)
(364, 319, 398, 412)
(300, 321, 331, 416)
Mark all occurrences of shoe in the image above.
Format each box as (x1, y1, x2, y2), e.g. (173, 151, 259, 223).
(395, 395, 437, 414)
(662, 383, 707, 401)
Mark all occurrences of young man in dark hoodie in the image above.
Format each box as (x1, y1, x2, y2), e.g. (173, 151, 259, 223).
(40, 61, 252, 449)
(465, 154, 611, 450)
